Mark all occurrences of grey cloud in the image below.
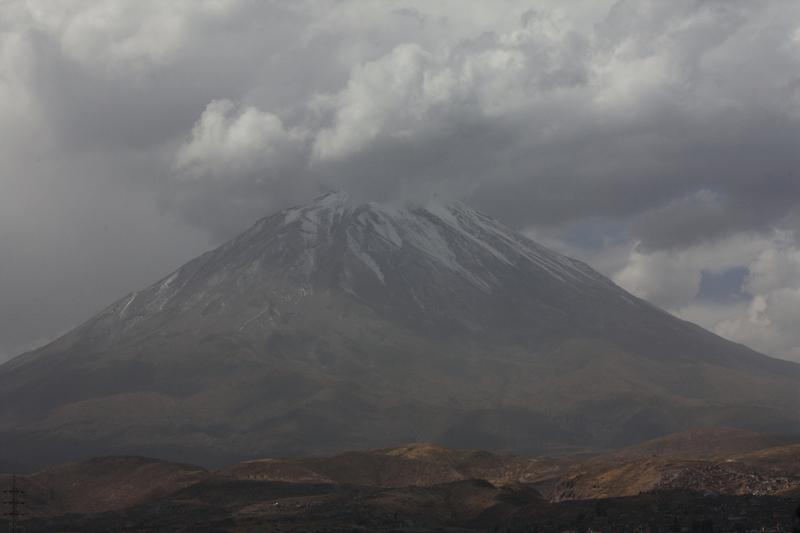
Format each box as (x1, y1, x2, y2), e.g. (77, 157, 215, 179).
(161, 0, 800, 250)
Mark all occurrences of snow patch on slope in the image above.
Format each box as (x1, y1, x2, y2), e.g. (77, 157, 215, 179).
(358, 209, 403, 247)
(424, 203, 513, 266)
(346, 232, 385, 283)
(118, 292, 137, 317)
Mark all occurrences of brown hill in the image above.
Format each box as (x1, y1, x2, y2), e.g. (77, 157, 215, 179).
(544, 429, 800, 501)
(226, 442, 547, 487)
(0, 456, 207, 517)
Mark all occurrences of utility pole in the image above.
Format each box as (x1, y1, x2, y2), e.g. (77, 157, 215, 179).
(3, 475, 24, 533)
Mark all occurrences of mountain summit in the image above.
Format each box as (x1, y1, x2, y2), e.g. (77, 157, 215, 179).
(1, 193, 799, 469)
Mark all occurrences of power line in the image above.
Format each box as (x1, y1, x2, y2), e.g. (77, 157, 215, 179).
(3, 475, 24, 533)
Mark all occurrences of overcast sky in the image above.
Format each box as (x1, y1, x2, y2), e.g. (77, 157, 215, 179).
(2, 0, 800, 362)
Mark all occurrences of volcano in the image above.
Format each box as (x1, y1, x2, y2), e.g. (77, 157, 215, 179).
(1, 192, 799, 469)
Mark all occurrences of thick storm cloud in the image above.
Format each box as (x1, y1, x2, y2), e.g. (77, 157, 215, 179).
(2, 0, 800, 360)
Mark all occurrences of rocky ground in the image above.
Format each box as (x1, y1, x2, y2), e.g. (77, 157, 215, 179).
(2, 429, 800, 532)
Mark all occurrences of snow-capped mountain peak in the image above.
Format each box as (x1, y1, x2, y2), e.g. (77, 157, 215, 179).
(247, 192, 609, 294)
(4, 192, 800, 469)
(78, 192, 620, 346)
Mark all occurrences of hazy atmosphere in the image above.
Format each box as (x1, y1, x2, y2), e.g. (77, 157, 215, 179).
(2, 0, 800, 362)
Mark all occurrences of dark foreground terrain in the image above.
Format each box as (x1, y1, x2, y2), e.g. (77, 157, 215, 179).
(3, 429, 800, 532)
(9, 484, 800, 532)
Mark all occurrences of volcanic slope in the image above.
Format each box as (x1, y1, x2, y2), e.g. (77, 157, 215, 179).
(1, 192, 799, 468)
